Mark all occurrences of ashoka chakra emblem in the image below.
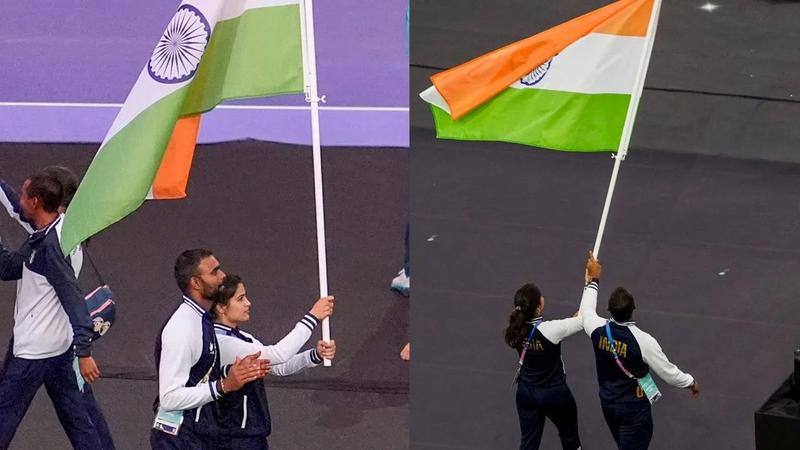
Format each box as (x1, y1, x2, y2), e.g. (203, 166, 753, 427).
(520, 59, 552, 86)
(148, 5, 211, 84)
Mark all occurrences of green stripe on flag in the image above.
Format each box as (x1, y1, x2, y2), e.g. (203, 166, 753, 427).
(431, 88, 631, 152)
(61, 87, 190, 253)
(182, 5, 304, 114)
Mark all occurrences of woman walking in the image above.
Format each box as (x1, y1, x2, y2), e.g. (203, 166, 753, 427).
(506, 283, 583, 450)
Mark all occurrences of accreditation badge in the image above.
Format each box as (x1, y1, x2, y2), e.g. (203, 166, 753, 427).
(72, 357, 85, 393)
(153, 407, 184, 435)
(637, 373, 662, 404)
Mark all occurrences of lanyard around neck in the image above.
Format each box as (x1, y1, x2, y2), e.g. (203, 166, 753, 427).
(517, 320, 541, 367)
(604, 320, 635, 379)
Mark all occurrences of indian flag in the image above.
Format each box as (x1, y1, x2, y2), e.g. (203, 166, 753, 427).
(62, 0, 305, 254)
(420, 0, 659, 152)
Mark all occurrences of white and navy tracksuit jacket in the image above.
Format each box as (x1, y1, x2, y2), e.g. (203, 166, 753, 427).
(1, 180, 115, 450)
(579, 281, 694, 405)
(154, 296, 226, 441)
(213, 313, 323, 440)
(0, 216, 93, 359)
(517, 316, 583, 387)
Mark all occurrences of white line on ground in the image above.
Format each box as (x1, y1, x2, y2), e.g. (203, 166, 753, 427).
(0, 102, 409, 112)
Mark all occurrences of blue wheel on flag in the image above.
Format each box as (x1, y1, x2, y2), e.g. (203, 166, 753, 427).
(520, 59, 552, 86)
(148, 5, 211, 84)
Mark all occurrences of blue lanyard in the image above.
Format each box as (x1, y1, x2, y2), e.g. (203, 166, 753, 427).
(604, 320, 635, 379)
(512, 319, 541, 385)
(518, 321, 540, 367)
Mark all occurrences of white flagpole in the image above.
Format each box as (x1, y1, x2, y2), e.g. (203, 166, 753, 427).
(300, 0, 332, 366)
(592, 0, 662, 258)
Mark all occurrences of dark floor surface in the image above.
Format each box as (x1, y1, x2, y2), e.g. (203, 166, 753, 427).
(410, 126, 800, 449)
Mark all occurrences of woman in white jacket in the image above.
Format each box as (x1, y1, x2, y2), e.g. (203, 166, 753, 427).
(209, 274, 336, 450)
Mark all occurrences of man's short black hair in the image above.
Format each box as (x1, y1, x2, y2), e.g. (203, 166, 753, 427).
(42, 166, 79, 208)
(26, 171, 63, 214)
(608, 287, 635, 322)
(174, 249, 214, 293)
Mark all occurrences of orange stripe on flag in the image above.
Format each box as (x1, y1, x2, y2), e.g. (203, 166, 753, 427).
(593, 0, 653, 36)
(431, 0, 648, 120)
(152, 115, 201, 199)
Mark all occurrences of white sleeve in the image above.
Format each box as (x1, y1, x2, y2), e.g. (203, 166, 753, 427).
(537, 317, 583, 344)
(633, 328, 694, 388)
(221, 314, 318, 365)
(217, 335, 263, 366)
(157, 320, 218, 411)
(579, 281, 606, 335)
(271, 349, 322, 376)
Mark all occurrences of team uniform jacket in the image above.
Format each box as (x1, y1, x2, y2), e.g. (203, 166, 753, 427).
(155, 295, 227, 438)
(579, 281, 694, 405)
(0, 215, 93, 359)
(213, 313, 323, 438)
(517, 315, 583, 387)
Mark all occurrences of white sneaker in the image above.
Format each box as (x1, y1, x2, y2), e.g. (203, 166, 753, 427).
(390, 269, 410, 297)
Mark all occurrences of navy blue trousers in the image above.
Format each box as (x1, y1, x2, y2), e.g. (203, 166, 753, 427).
(601, 402, 653, 450)
(151, 425, 269, 450)
(0, 348, 102, 450)
(83, 382, 116, 449)
(515, 381, 581, 450)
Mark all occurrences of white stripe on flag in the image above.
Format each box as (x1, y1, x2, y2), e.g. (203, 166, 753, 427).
(510, 33, 645, 95)
(220, 0, 299, 21)
(419, 86, 450, 114)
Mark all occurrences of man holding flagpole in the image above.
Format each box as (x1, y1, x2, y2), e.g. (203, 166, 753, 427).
(580, 252, 699, 449)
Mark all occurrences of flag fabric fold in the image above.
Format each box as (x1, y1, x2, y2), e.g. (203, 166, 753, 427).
(420, 0, 655, 152)
(62, 0, 305, 253)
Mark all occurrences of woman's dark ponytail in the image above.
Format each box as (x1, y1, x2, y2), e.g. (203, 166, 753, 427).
(504, 283, 542, 350)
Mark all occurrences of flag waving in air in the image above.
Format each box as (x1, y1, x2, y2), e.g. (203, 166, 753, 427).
(421, 0, 656, 152)
(61, 0, 305, 254)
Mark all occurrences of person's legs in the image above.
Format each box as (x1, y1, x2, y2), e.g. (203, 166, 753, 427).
(403, 222, 410, 277)
(602, 403, 652, 450)
(391, 223, 411, 296)
(544, 384, 581, 450)
(82, 382, 116, 449)
(602, 404, 622, 447)
(614, 404, 652, 450)
(516, 383, 546, 450)
(0, 352, 46, 448)
(43, 349, 102, 450)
